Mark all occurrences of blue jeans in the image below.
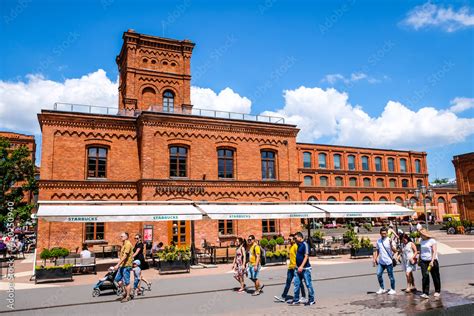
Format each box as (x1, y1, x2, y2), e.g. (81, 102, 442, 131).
(282, 268, 306, 299)
(377, 263, 395, 290)
(294, 268, 315, 302)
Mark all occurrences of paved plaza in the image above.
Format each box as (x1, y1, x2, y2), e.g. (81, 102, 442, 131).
(1, 231, 473, 315)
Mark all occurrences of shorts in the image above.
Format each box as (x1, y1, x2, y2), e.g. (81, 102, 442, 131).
(248, 264, 260, 280)
(114, 267, 132, 286)
(402, 260, 417, 273)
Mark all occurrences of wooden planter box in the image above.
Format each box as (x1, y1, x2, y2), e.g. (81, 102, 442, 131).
(35, 267, 73, 284)
(350, 247, 374, 258)
(158, 260, 190, 274)
(265, 255, 287, 265)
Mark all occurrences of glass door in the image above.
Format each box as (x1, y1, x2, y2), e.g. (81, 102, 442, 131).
(169, 220, 189, 247)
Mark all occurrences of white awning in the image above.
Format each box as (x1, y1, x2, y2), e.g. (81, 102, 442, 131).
(196, 203, 326, 220)
(313, 203, 415, 218)
(37, 203, 203, 222)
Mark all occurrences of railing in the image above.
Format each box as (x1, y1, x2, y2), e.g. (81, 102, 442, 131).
(52, 102, 285, 124)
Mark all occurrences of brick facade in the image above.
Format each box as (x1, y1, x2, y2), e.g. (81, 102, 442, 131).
(36, 30, 460, 254)
(453, 152, 474, 220)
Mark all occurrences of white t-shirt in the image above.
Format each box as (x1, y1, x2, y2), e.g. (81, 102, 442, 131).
(80, 250, 92, 258)
(420, 238, 437, 261)
(376, 237, 395, 265)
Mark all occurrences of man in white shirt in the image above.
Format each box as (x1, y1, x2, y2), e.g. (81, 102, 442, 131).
(373, 227, 398, 295)
(80, 244, 92, 258)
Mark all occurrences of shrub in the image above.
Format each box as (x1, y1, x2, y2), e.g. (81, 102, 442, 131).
(276, 236, 285, 245)
(266, 251, 274, 258)
(312, 230, 324, 240)
(360, 237, 373, 249)
(363, 223, 372, 232)
(157, 246, 191, 262)
(260, 238, 269, 249)
(410, 231, 420, 239)
(461, 220, 473, 229)
(280, 250, 288, 258)
(49, 247, 70, 258)
(343, 229, 357, 242)
(274, 250, 281, 257)
(40, 248, 51, 261)
(35, 264, 73, 271)
(268, 239, 277, 249)
(350, 237, 361, 250)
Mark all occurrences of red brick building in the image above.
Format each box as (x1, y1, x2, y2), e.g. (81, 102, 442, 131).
(453, 152, 474, 220)
(36, 30, 458, 252)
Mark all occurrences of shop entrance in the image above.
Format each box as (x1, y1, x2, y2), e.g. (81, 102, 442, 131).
(168, 220, 190, 247)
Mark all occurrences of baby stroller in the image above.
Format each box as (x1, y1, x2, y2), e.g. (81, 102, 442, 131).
(92, 267, 123, 297)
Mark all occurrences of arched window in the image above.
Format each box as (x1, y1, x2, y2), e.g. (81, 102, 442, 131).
(387, 157, 395, 172)
(389, 178, 397, 188)
(362, 156, 369, 171)
(379, 197, 388, 202)
(375, 157, 382, 171)
(376, 178, 384, 187)
(320, 176, 328, 186)
(451, 198, 457, 204)
(395, 197, 404, 204)
(327, 196, 337, 202)
(349, 177, 357, 186)
(416, 179, 423, 188)
(363, 177, 371, 187)
(410, 197, 417, 206)
(303, 152, 312, 168)
(163, 90, 175, 112)
(308, 196, 318, 201)
(169, 146, 188, 177)
(335, 176, 343, 186)
(437, 197, 446, 204)
(402, 179, 409, 188)
(415, 159, 421, 173)
(318, 153, 327, 168)
(304, 176, 313, 186)
(347, 155, 356, 170)
(261, 151, 276, 180)
(400, 158, 407, 173)
(142, 86, 156, 108)
(87, 147, 107, 178)
(334, 154, 341, 170)
(217, 148, 234, 178)
(363, 196, 372, 202)
(345, 196, 355, 202)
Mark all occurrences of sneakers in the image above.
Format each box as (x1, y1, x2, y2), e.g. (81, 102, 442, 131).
(287, 300, 301, 305)
(376, 288, 386, 295)
(434, 292, 441, 297)
(299, 297, 308, 303)
(120, 296, 131, 303)
(147, 283, 152, 291)
(304, 300, 316, 306)
(251, 290, 261, 296)
(274, 296, 286, 302)
(387, 289, 396, 295)
(420, 293, 429, 299)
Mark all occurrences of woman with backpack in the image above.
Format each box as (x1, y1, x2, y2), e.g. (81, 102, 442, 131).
(247, 235, 265, 296)
(232, 237, 247, 293)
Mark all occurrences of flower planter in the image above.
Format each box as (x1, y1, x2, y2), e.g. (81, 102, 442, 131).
(158, 260, 190, 274)
(265, 255, 287, 265)
(35, 267, 73, 284)
(350, 247, 374, 258)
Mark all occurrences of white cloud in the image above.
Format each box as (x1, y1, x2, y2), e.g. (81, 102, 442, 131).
(262, 86, 474, 150)
(0, 70, 252, 135)
(403, 2, 474, 32)
(448, 97, 474, 113)
(322, 72, 380, 85)
(190, 86, 251, 114)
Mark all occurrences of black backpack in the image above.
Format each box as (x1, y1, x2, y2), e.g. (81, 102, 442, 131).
(253, 245, 266, 266)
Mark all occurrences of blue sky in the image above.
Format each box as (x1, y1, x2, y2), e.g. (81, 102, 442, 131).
(1, 0, 473, 180)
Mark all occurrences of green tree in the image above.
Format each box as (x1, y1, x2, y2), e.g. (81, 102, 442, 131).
(432, 178, 449, 185)
(0, 137, 38, 226)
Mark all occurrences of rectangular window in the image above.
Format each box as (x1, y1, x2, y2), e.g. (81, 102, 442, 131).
(218, 149, 234, 178)
(318, 153, 327, 168)
(388, 158, 395, 172)
(415, 160, 421, 173)
(348, 155, 355, 170)
(218, 220, 234, 235)
(87, 147, 107, 178)
(375, 157, 382, 171)
(85, 223, 105, 241)
(261, 151, 276, 180)
(334, 154, 341, 170)
(362, 156, 369, 171)
(262, 219, 276, 234)
(170, 146, 188, 177)
(303, 152, 312, 168)
(400, 159, 407, 173)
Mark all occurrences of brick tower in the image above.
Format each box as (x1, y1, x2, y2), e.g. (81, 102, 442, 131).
(116, 29, 195, 114)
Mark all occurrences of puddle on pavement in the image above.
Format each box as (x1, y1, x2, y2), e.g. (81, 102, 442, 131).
(351, 291, 473, 315)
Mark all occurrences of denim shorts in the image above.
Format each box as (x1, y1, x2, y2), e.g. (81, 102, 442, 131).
(248, 264, 260, 280)
(114, 267, 132, 286)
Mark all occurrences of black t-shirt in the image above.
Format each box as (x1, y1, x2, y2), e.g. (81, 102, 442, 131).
(133, 242, 146, 267)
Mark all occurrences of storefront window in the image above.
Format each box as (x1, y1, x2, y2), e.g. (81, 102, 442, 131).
(262, 219, 276, 234)
(218, 220, 234, 235)
(85, 223, 104, 240)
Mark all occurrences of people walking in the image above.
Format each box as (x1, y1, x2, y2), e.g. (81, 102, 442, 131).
(232, 237, 247, 292)
(419, 229, 441, 299)
(114, 232, 134, 302)
(400, 233, 418, 293)
(373, 227, 397, 295)
(288, 232, 315, 306)
(247, 235, 264, 296)
(274, 234, 306, 303)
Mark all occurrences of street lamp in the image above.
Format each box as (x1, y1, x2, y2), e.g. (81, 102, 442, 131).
(414, 185, 434, 230)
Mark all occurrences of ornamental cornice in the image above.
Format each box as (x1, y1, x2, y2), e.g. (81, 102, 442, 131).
(139, 179, 301, 188)
(39, 180, 138, 190)
(53, 130, 136, 141)
(39, 111, 136, 131)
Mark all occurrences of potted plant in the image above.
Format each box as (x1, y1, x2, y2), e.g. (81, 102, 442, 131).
(265, 250, 286, 265)
(350, 237, 374, 258)
(268, 238, 277, 251)
(35, 248, 73, 284)
(155, 246, 191, 274)
(260, 237, 269, 250)
(363, 223, 372, 232)
(343, 229, 357, 244)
